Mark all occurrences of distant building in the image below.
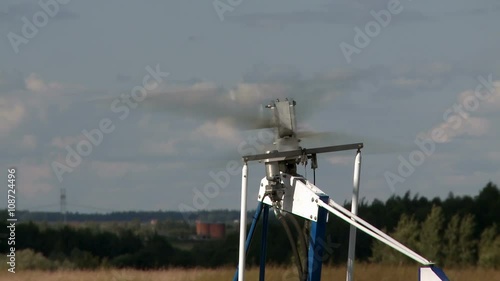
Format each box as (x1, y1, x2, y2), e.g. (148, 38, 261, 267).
(209, 223, 225, 239)
(196, 220, 225, 239)
(196, 220, 210, 238)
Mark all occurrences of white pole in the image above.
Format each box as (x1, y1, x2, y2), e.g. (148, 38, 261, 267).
(347, 150, 361, 281)
(238, 162, 249, 281)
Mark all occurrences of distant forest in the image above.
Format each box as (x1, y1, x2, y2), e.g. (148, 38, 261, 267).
(1, 182, 499, 270)
(12, 208, 242, 223)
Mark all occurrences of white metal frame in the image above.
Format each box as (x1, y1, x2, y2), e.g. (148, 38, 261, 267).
(238, 148, 449, 281)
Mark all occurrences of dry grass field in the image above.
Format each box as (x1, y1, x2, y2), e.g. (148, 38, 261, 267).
(1, 264, 499, 281)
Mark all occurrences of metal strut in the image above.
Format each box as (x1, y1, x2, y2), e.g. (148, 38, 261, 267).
(317, 199, 431, 265)
(259, 205, 269, 281)
(317, 198, 451, 279)
(346, 149, 361, 281)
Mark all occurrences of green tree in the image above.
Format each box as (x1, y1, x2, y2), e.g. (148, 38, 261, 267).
(418, 205, 444, 264)
(475, 182, 500, 230)
(70, 248, 100, 269)
(443, 214, 461, 267)
(458, 214, 477, 266)
(478, 224, 500, 268)
(370, 227, 390, 264)
(10, 249, 55, 270)
(370, 214, 420, 265)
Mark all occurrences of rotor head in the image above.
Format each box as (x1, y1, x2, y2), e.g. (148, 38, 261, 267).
(266, 98, 298, 139)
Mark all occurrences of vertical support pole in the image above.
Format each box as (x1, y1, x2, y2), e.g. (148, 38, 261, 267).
(259, 205, 269, 281)
(308, 195, 329, 281)
(238, 162, 248, 281)
(346, 149, 362, 281)
(233, 201, 264, 281)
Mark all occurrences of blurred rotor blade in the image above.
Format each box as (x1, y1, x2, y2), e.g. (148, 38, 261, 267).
(79, 73, 344, 131)
(142, 92, 275, 130)
(82, 91, 275, 130)
(297, 130, 412, 155)
(296, 130, 335, 140)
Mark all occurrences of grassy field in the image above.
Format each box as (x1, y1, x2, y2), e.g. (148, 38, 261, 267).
(1, 264, 499, 281)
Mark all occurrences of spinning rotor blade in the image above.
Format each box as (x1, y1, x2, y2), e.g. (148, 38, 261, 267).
(297, 130, 412, 155)
(140, 92, 276, 130)
(296, 130, 334, 140)
(83, 92, 275, 130)
(81, 73, 343, 132)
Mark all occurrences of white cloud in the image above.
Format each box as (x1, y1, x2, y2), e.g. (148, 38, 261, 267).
(390, 78, 428, 88)
(424, 79, 500, 143)
(21, 134, 37, 150)
(479, 80, 500, 111)
(142, 139, 178, 155)
(91, 161, 149, 179)
(151, 81, 221, 105)
(154, 162, 185, 170)
(22, 73, 84, 121)
(51, 135, 86, 149)
(0, 73, 74, 139)
(9, 161, 55, 197)
(327, 155, 353, 166)
(0, 97, 25, 135)
(25, 73, 64, 93)
(415, 63, 453, 76)
(430, 117, 490, 143)
(191, 117, 241, 146)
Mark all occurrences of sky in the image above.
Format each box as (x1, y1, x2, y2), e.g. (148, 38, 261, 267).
(1, 0, 500, 213)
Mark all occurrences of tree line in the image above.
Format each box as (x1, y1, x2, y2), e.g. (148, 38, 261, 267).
(1, 182, 499, 270)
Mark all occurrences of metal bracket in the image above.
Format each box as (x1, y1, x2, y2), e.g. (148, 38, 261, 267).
(244, 143, 363, 162)
(257, 173, 327, 222)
